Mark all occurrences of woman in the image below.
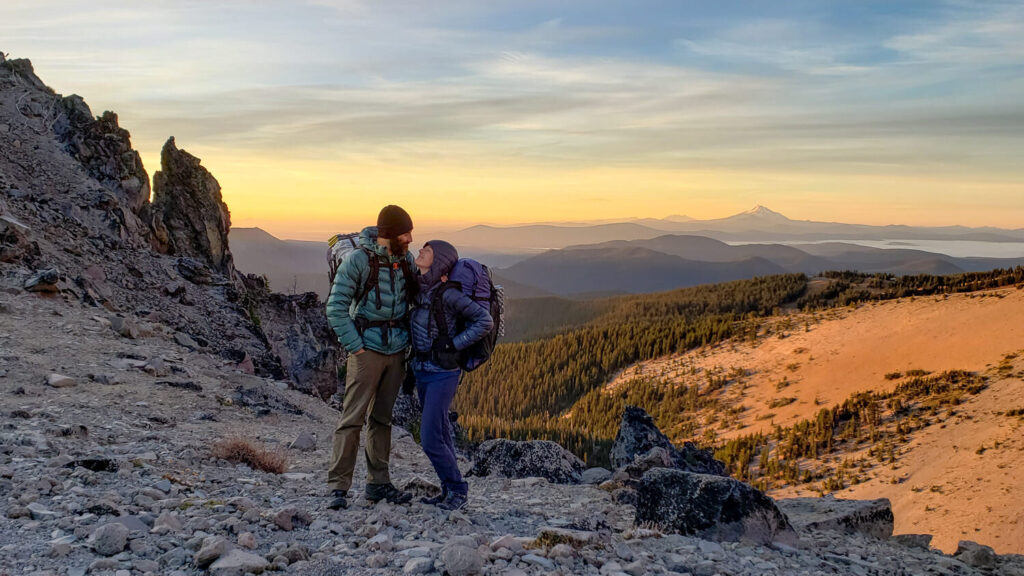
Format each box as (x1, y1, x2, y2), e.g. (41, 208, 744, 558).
(410, 240, 493, 510)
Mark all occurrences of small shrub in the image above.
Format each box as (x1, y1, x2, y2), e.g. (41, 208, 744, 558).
(768, 397, 797, 409)
(211, 438, 287, 474)
(1005, 407, 1024, 417)
(884, 372, 902, 380)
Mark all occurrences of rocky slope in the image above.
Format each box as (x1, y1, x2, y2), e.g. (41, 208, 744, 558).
(0, 54, 339, 398)
(3, 52, 1024, 576)
(4, 288, 1023, 576)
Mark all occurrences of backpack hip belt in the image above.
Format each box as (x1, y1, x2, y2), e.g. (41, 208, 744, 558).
(353, 315, 408, 348)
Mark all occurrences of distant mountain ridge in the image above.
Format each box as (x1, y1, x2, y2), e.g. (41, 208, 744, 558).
(496, 234, 1024, 296)
(446, 206, 1024, 251)
(231, 224, 1024, 299)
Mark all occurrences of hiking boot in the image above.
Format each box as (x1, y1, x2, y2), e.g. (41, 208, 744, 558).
(328, 490, 349, 510)
(437, 491, 468, 511)
(365, 482, 412, 505)
(419, 488, 448, 506)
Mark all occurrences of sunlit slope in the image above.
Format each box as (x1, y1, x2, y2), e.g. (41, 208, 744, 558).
(603, 287, 1024, 553)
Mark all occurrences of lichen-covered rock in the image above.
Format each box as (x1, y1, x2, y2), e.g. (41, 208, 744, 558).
(149, 137, 235, 275)
(611, 406, 726, 476)
(777, 496, 894, 539)
(467, 439, 584, 484)
(635, 468, 796, 545)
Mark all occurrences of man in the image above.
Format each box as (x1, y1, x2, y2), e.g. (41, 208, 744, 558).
(325, 205, 418, 510)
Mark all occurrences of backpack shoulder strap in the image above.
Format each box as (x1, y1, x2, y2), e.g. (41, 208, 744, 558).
(430, 282, 462, 339)
(354, 247, 384, 308)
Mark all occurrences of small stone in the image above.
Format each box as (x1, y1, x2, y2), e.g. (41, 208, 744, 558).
(24, 269, 60, 293)
(271, 507, 312, 531)
(143, 357, 168, 376)
(490, 534, 523, 552)
(613, 542, 634, 561)
(90, 522, 129, 556)
(367, 554, 389, 568)
(195, 535, 231, 568)
(664, 553, 691, 573)
(108, 315, 139, 339)
(237, 532, 257, 549)
(49, 535, 75, 557)
(208, 549, 270, 576)
(623, 560, 646, 576)
(367, 533, 394, 552)
(6, 505, 31, 519)
(289, 432, 316, 451)
(522, 554, 555, 570)
(89, 558, 121, 572)
(174, 332, 199, 349)
(46, 373, 75, 388)
(441, 544, 483, 575)
(28, 502, 60, 521)
(550, 543, 574, 559)
(155, 479, 173, 493)
(581, 467, 613, 484)
(404, 557, 434, 574)
(134, 559, 159, 573)
(160, 546, 191, 568)
(151, 512, 183, 534)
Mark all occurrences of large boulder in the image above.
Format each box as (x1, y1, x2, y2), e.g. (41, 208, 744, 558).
(467, 439, 584, 484)
(149, 137, 235, 275)
(776, 496, 893, 539)
(635, 468, 796, 545)
(611, 406, 725, 476)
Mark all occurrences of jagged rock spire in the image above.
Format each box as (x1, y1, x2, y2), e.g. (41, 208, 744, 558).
(149, 137, 235, 276)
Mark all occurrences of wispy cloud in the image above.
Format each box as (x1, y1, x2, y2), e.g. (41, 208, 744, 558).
(1, 0, 1022, 227)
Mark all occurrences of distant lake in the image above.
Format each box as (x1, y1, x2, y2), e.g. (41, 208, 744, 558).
(728, 239, 1024, 259)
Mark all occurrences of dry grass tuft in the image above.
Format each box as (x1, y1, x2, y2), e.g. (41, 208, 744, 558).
(211, 437, 288, 474)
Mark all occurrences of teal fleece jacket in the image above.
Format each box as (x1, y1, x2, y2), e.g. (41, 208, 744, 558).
(325, 226, 415, 355)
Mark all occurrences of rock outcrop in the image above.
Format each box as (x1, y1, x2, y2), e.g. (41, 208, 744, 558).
(53, 96, 150, 217)
(776, 496, 894, 539)
(635, 468, 797, 545)
(149, 137, 234, 276)
(1, 56, 339, 394)
(611, 405, 726, 476)
(467, 439, 585, 484)
(251, 290, 341, 400)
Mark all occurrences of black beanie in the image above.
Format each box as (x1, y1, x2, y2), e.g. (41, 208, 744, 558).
(376, 205, 413, 239)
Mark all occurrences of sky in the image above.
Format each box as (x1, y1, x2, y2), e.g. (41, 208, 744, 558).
(2, 0, 1023, 239)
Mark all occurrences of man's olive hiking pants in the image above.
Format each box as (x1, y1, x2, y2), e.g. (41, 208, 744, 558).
(327, 349, 405, 492)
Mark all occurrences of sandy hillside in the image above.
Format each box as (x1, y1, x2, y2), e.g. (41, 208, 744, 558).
(605, 287, 1024, 554)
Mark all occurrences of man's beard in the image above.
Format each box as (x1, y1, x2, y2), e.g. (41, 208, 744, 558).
(388, 237, 409, 256)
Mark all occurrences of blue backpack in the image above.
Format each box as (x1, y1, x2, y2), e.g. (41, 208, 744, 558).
(432, 259, 505, 371)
